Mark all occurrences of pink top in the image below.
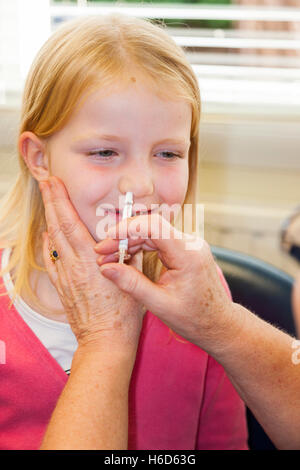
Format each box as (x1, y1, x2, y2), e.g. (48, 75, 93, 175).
(0, 248, 248, 450)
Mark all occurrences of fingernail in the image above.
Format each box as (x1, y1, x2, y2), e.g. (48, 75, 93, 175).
(100, 266, 119, 279)
(94, 239, 113, 252)
(97, 252, 119, 264)
(48, 176, 57, 189)
(48, 176, 56, 190)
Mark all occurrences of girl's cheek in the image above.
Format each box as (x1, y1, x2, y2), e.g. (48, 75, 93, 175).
(159, 167, 188, 204)
(73, 168, 114, 201)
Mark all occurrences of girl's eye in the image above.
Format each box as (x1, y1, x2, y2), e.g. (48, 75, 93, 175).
(156, 151, 182, 160)
(88, 150, 116, 159)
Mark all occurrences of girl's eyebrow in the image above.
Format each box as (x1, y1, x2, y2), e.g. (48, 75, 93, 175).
(73, 133, 190, 147)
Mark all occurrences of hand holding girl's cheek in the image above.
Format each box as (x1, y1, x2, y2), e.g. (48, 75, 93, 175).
(38, 176, 146, 350)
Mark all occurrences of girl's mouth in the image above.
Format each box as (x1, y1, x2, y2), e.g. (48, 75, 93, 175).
(105, 209, 153, 220)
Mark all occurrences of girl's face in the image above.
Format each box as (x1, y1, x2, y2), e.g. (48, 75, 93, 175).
(47, 80, 192, 241)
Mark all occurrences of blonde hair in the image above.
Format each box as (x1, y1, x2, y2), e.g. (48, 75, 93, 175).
(0, 13, 201, 315)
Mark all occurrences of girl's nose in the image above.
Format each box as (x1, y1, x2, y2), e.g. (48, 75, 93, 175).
(118, 167, 154, 198)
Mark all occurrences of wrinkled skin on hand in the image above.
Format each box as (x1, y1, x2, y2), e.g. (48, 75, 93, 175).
(40, 176, 146, 350)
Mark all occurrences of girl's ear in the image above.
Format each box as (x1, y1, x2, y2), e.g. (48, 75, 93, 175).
(18, 131, 50, 182)
(292, 275, 300, 338)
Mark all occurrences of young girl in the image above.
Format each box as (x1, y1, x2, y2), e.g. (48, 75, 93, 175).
(0, 13, 248, 450)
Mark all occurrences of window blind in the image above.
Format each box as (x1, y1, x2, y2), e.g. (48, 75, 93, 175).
(1, 1, 300, 116)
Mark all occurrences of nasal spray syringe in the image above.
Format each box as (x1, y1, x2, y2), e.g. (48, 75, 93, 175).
(118, 191, 133, 264)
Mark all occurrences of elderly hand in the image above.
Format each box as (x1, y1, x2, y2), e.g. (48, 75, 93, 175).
(39, 176, 146, 352)
(94, 214, 244, 353)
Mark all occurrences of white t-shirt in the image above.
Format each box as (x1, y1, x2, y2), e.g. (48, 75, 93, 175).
(1, 247, 77, 374)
